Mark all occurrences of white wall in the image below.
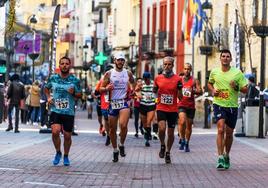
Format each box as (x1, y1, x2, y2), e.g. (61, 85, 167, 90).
(0, 7, 5, 48)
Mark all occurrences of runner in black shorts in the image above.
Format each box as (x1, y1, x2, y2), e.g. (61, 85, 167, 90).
(135, 72, 156, 147)
(45, 56, 81, 166)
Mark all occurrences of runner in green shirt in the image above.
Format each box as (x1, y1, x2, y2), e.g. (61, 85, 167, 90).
(208, 49, 248, 170)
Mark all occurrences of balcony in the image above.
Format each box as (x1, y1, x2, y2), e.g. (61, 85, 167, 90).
(141, 34, 151, 53)
(60, 33, 75, 43)
(94, 0, 111, 10)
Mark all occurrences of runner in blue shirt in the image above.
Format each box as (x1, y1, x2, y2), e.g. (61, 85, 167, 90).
(45, 56, 81, 166)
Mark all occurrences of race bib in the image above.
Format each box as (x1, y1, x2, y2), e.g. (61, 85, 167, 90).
(160, 94, 173, 105)
(110, 99, 124, 109)
(217, 90, 230, 100)
(55, 98, 69, 109)
(182, 88, 192, 97)
(144, 93, 153, 100)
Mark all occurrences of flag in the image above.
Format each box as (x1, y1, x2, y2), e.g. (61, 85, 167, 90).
(50, 4, 61, 75)
(234, 9, 240, 69)
(181, 0, 189, 41)
(191, 0, 204, 39)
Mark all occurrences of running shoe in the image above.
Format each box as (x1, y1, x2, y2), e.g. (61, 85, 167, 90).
(99, 126, 103, 135)
(165, 152, 171, 164)
(118, 145, 126, 157)
(216, 156, 225, 169)
(63, 156, 70, 166)
(178, 138, 182, 144)
(179, 141, 185, 150)
(224, 155, 230, 169)
(159, 145, 166, 158)
(105, 136, 111, 146)
(53, 152, 62, 165)
(185, 144, 190, 152)
(153, 133, 158, 140)
(113, 151, 119, 162)
(145, 140, 150, 147)
(101, 128, 106, 136)
(134, 133, 139, 138)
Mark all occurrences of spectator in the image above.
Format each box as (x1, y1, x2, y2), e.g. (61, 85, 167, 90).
(246, 76, 259, 106)
(6, 74, 25, 133)
(29, 80, 40, 125)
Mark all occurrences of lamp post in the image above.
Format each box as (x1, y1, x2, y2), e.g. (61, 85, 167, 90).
(200, 0, 213, 129)
(83, 43, 89, 90)
(252, 0, 268, 138)
(129, 29, 136, 74)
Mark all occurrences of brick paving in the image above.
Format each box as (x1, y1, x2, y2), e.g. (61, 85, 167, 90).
(0, 110, 268, 187)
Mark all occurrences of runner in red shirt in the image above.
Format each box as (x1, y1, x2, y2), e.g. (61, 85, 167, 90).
(178, 63, 202, 152)
(154, 56, 183, 163)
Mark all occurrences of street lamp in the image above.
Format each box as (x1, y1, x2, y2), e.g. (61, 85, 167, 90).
(252, 0, 268, 138)
(200, 0, 213, 129)
(129, 29, 136, 73)
(83, 43, 89, 90)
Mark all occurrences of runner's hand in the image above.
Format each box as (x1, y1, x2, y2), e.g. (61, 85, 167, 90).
(47, 97, 54, 105)
(106, 83, 114, 91)
(230, 80, 239, 91)
(68, 87, 75, 95)
(213, 89, 220, 97)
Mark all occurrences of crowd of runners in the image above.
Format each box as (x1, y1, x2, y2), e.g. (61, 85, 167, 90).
(46, 49, 248, 170)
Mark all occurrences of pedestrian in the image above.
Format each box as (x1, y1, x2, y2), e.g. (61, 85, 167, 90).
(29, 80, 41, 125)
(6, 74, 25, 133)
(0, 82, 5, 124)
(135, 72, 156, 147)
(208, 49, 248, 170)
(177, 63, 202, 152)
(45, 56, 81, 166)
(154, 56, 183, 163)
(133, 77, 144, 137)
(101, 51, 135, 162)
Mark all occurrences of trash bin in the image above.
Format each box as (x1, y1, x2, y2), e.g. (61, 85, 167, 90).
(245, 99, 266, 137)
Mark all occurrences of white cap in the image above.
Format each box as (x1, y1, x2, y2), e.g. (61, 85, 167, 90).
(114, 51, 126, 61)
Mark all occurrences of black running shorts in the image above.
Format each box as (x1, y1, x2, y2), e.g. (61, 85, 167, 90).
(156, 110, 178, 128)
(49, 112, 75, 132)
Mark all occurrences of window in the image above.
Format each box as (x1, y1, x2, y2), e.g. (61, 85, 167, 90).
(52, 0, 57, 6)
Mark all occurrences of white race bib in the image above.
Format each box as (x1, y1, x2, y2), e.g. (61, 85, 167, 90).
(182, 88, 192, 97)
(55, 98, 69, 109)
(104, 94, 109, 103)
(110, 99, 124, 109)
(160, 94, 173, 105)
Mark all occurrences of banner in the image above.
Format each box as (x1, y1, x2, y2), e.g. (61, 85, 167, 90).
(50, 4, 61, 75)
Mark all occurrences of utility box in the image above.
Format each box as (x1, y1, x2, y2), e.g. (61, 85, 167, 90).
(245, 105, 266, 137)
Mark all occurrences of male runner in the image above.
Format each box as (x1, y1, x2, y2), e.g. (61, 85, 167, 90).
(154, 56, 182, 163)
(45, 56, 81, 166)
(101, 51, 135, 162)
(135, 72, 156, 147)
(178, 63, 202, 152)
(208, 49, 247, 169)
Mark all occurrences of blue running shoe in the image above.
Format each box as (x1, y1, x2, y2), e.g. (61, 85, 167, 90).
(179, 141, 185, 150)
(185, 144, 190, 152)
(53, 152, 62, 165)
(63, 156, 70, 166)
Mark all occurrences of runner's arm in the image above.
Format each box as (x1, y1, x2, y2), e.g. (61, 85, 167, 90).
(100, 71, 112, 92)
(177, 79, 183, 100)
(128, 71, 135, 91)
(207, 82, 219, 97)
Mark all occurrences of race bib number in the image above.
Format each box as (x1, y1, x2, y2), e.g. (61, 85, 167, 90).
(111, 99, 124, 109)
(217, 90, 230, 100)
(160, 94, 173, 105)
(55, 98, 69, 109)
(182, 88, 192, 97)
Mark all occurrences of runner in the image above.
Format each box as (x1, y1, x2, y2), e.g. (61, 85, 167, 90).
(133, 77, 143, 138)
(135, 72, 156, 147)
(154, 56, 183, 163)
(45, 56, 81, 166)
(208, 49, 247, 169)
(178, 63, 202, 152)
(96, 65, 114, 146)
(101, 51, 135, 162)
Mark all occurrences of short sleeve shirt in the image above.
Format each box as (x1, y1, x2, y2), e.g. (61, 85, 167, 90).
(154, 74, 181, 112)
(208, 67, 247, 107)
(45, 74, 81, 116)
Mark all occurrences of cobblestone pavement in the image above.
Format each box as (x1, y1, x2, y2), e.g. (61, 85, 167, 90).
(0, 110, 268, 187)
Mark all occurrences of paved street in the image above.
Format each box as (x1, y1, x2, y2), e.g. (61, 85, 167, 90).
(0, 110, 268, 187)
